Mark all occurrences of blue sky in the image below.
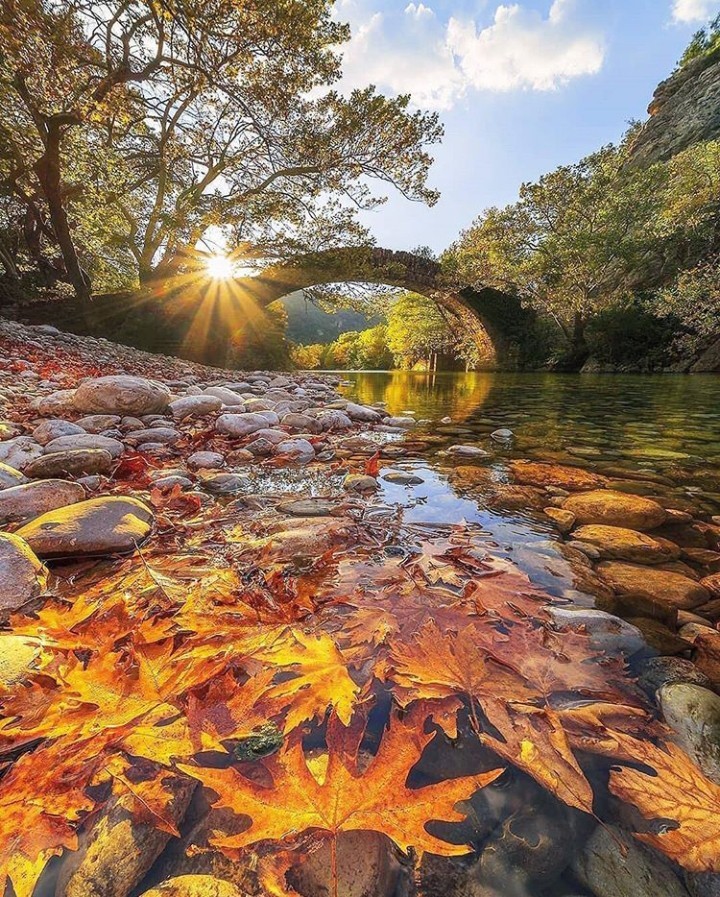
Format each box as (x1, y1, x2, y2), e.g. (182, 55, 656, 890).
(334, 0, 720, 252)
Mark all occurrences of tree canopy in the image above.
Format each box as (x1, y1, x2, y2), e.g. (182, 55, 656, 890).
(0, 0, 442, 300)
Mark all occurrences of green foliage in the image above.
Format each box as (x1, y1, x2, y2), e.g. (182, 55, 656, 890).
(585, 302, 676, 370)
(656, 256, 720, 355)
(679, 15, 720, 69)
(446, 141, 668, 354)
(0, 0, 442, 299)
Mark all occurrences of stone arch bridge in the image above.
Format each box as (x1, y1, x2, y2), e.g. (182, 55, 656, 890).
(226, 247, 534, 369)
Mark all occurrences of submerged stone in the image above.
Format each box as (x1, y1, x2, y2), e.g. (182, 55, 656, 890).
(562, 490, 667, 531)
(597, 561, 711, 610)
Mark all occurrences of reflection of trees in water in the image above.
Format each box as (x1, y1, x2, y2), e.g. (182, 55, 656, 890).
(347, 371, 495, 420)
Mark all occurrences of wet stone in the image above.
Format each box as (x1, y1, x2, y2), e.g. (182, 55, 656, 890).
(562, 490, 667, 530)
(659, 683, 720, 783)
(382, 470, 425, 485)
(25, 448, 114, 479)
(0, 479, 85, 523)
(16, 496, 154, 558)
(510, 461, 607, 491)
(187, 451, 224, 470)
(139, 876, 244, 897)
(344, 474, 379, 493)
(200, 473, 248, 495)
(276, 498, 341, 517)
(597, 561, 711, 610)
(638, 656, 713, 695)
(571, 525, 681, 564)
(0, 532, 48, 621)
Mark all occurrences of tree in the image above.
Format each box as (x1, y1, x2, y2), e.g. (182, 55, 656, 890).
(678, 15, 720, 69)
(446, 142, 668, 363)
(230, 300, 291, 371)
(0, 0, 442, 299)
(385, 292, 459, 369)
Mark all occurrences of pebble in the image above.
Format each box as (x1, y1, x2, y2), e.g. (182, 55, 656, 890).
(572, 825, 691, 897)
(215, 412, 275, 437)
(549, 607, 646, 656)
(187, 451, 224, 470)
(0, 436, 44, 471)
(0, 479, 85, 523)
(140, 877, 244, 896)
(75, 414, 122, 433)
(275, 438, 315, 462)
(125, 427, 182, 446)
(200, 473, 248, 495)
(0, 532, 48, 620)
(343, 474, 379, 493)
(382, 470, 424, 485)
(32, 419, 85, 445)
(201, 386, 245, 406)
(571, 525, 680, 564)
(317, 409, 353, 430)
(43, 433, 124, 458)
(345, 402, 383, 423)
(659, 683, 720, 783)
(447, 445, 490, 458)
(596, 561, 711, 610)
(0, 461, 26, 490)
(169, 395, 223, 420)
(276, 498, 340, 517)
(73, 375, 170, 415)
(16, 496, 154, 558)
(25, 448, 114, 479)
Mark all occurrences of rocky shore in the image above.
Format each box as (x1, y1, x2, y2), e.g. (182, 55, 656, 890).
(1, 319, 720, 897)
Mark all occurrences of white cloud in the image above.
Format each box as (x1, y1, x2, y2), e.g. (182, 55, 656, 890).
(338, 0, 605, 110)
(672, 0, 717, 23)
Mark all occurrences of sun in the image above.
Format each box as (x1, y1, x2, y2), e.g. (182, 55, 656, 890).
(206, 254, 235, 280)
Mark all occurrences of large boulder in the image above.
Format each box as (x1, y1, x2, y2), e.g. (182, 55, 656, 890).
(597, 560, 711, 610)
(562, 490, 667, 530)
(16, 496, 154, 559)
(572, 525, 680, 564)
(510, 461, 608, 491)
(0, 532, 48, 621)
(25, 448, 114, 479)
(0, 479, 85, 523)
(73, 376, 170, 416)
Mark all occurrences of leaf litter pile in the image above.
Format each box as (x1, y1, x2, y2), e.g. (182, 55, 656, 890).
(3, 491, 720, 897)
(0, 329, 719, 895)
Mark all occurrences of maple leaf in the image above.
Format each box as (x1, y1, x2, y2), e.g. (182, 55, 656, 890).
(364, 451, 381, 477)
(179, 706, 503, 862)
(255, 629, 362, 731)
(608, 733, 720, 872)
(388, 620, 593, 810)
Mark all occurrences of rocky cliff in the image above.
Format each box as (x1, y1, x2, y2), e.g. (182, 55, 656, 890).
(630, 47, 720, 165)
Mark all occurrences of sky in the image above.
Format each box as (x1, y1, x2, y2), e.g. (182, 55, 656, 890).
(334, 0, 720, 253)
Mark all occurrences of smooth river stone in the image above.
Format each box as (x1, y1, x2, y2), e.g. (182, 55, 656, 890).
(572, 525, 680, 564)
(25, 448, 113, 479)
(509, 461, 608, 491)
(73, 375, 170, 415)
(562, 490, 667, 531)
(0, 436, 44, 471)
(0, 461, 26, 490)
(16, 496, 154, 558)
(43, 433, 124, 458)
(597, 560, 711, 610)
(215, 412, 276, 437)
(169, 395, 222, 420)
(32, 419, 85, 445)
(140, 876, 244, 896)
(0, 479, 85, 522)
(0, 532, 48, 620)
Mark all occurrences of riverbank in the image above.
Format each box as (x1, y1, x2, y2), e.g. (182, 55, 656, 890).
(0, 320, 719, 897)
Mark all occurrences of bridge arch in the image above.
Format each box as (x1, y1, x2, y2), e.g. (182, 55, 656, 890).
(222, 248, 529, 370)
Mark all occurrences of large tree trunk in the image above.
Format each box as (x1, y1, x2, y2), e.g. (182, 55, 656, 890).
(34, 124, 91, 303)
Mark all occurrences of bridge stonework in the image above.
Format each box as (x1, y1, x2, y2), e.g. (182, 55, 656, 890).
(231, 247, 534, 369)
